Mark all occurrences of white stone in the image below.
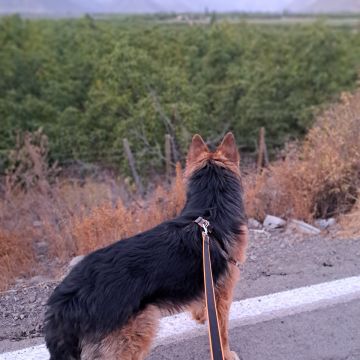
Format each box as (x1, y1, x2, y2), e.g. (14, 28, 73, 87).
(314, 218, 336, 230)
(248, 218, 262, 229)
(291, 220, 321, 235)
(263, 215, 286, 229)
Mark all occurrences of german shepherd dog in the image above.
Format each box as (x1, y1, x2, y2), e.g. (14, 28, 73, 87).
(45, 132, 248, 360)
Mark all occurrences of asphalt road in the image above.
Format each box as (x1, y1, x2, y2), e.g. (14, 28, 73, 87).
(1, 233, 359, 359)
(1, 278, 359, 360)
(149, 299, 360, 360)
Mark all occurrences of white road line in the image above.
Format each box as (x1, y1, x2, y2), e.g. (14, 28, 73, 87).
(1, 275, 360, 360)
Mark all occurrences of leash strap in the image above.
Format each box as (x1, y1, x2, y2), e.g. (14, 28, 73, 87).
(195, 217, 225, 360)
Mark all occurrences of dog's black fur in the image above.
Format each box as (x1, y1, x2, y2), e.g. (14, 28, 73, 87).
(45, 158, 246, 360)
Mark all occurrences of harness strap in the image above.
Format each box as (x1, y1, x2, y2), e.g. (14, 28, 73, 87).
(195, 217, 225, 360)
(195, 217, 241, 268)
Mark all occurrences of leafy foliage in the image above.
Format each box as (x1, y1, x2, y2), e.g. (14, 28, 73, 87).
(0, 16, 359, 176)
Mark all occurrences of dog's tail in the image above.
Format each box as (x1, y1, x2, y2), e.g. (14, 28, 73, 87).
(44, 309, 81, 360)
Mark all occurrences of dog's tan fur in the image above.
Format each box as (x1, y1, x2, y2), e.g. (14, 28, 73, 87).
(81, 305, 161, 360)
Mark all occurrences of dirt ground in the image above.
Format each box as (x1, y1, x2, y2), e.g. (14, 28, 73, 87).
(0, 225, 359, 353)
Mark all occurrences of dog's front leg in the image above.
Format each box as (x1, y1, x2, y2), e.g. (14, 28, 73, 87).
(190, 266, 240, 359)
(215, 265, 240, 360)
(218, 225, 248, 360)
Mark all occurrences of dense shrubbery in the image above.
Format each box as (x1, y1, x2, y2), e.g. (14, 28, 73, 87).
(0, 15, 359, 176)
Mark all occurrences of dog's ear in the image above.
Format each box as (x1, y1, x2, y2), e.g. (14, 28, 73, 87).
(217, 132, 240, 164)
(187, 134, 208, 164)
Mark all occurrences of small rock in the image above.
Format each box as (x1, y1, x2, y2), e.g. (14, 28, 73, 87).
(291, 220, 321, 235)
(249, 255, 257, 261)
(29, 295, 37, 303)
(28, 275, 51, 285)
(263, 215, 286, 229)
(322, 261, 333, 267)
(33, 221, 43, 228)
(314, 218, 336, 230)
(36, 241, 48, 248)
(19, 314, 25, 320)
(248, 218, 262, 229)
(69, 255, 85, 269)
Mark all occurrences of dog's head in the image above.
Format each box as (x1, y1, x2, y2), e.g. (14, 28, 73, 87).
(184, 132, 240, 179)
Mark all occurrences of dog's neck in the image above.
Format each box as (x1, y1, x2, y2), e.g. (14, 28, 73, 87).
(182, 162, 246, 241)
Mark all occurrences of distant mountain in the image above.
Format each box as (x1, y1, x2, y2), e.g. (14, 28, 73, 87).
(0, 0, 95, 14)
(2, 0, 359, 17)
(0, 0, 293, 15)
(95, 0, 293, 13)
(287, 0, 360, 13)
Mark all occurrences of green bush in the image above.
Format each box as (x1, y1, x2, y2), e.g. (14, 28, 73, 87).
(0, 15, 359, 176)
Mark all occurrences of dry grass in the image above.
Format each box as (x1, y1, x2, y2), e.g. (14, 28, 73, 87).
(0, 130, 134, 288)
(245, 90, 360, 223)
(0, 229, 35, 291)
(0, 180, 127, 290)
(53, 164, 185, 256)
(0, 167, 185, 289)
(338, 196, 360, 239)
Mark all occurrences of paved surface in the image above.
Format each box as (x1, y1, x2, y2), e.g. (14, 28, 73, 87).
(1, 276, 360, 360)
(2, 232, 360, 345)
(236, 232, 360, 301)
(1, 233, 359, 358)
(149, 299, 360, 360)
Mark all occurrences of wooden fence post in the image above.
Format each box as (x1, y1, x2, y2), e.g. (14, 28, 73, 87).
(123, 138, 144, 195)
(165, 134, 172, 182)
(257, 127, 269, 173)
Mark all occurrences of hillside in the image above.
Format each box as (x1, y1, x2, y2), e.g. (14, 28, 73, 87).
(0, 0, 291, 15)
(2, 0, 360, 15)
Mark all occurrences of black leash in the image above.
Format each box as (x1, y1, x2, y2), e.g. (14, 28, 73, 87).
(195, 217, 225, 360)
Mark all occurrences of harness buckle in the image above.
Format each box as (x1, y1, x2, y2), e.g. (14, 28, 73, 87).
(194, 217, 210, 235)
